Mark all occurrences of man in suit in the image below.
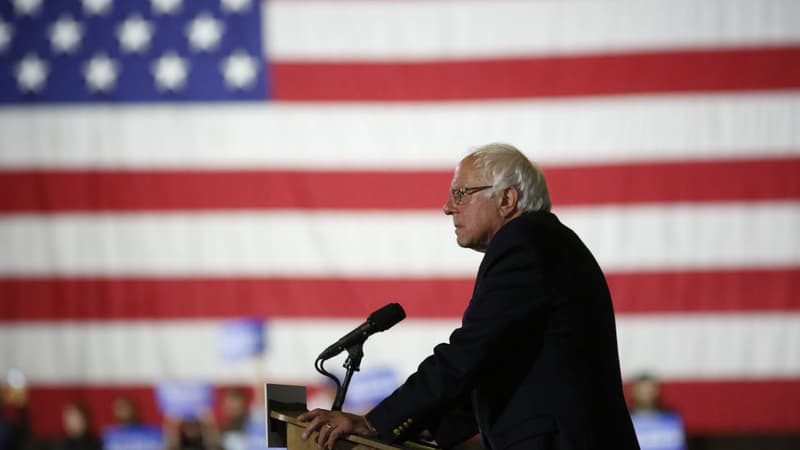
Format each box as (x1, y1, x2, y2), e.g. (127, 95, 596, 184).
(299, 143, 639, 450)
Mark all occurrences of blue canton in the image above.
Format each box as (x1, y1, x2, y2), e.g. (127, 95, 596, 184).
(0, 0, 267, 103)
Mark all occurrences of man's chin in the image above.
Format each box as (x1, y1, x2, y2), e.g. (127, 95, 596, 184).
(456, 237, 486, 253)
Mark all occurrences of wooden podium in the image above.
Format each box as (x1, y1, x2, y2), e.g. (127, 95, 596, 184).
(265, 383, 437, 450)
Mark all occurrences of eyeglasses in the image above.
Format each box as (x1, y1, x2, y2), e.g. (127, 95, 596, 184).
(449, 185, 493, 205)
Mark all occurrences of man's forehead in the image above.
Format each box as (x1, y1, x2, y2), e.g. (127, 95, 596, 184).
(452, 157, 485, 185)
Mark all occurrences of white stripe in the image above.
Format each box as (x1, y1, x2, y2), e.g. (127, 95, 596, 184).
(1, 93, 799, 169)
(618, 313, 800, 380)
(1, 203, 798, 276)
(2, 314, 799, 384)
(266, 0, 800, 61)
(0, 318, 455, 384)
(0, 211, 478, 276)
(561, 202, 800, 272)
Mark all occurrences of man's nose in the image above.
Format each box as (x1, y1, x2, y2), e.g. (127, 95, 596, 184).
(443, 197, 456, 215)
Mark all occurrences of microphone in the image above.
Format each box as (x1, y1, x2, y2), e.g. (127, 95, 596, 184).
(317, 303, 406, 360)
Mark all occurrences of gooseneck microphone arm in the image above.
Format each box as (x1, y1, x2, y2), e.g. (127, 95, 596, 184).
(314, 356, 341, 393)
(331, 343, 363, 411)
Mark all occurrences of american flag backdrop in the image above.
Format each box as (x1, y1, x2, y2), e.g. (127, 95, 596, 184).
(1, 0, 800, 438)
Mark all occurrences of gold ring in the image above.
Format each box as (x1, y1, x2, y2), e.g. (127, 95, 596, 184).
(325, 423, 333, 429)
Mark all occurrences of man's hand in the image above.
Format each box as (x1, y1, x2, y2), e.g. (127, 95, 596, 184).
(297, 409, 377, 449)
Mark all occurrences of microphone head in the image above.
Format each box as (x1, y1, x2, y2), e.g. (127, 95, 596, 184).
(369, 303, 406, 332)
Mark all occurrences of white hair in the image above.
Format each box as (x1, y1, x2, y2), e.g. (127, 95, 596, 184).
(467, 143, 551, 212)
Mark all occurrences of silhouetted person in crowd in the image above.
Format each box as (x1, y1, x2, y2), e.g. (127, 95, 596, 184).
(51, 402, 101, 450)
(111, 395, 140, 427)
(164, 411, 220, 450)
(628, 373, 686, 450)
(220, 388, 250, 450)
(221, 388, 249, 434)
(630, 373, 666, 413)
(1, 378, 31, 450)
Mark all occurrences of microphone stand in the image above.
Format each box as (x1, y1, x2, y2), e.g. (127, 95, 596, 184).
(331, 342, 364, 411)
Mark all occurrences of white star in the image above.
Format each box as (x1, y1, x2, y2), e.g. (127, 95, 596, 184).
(49, 15, 84, 54)
(117, 14, 154, 54)
(221, 50, 258, 90)
(186, 13, 224, 52)
(151, 0, 182, 15)
(81, 0, 112, 16)
(0, 19, 14, 53)
(13, 0, 42, 16)
(83, 53, 119, 92)
(14, 53, 48, 93)
(220, 0, 251, 14)
(151, 51, 189, 91)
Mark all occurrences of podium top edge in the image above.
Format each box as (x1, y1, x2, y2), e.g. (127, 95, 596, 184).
(267, 410, 438, 450)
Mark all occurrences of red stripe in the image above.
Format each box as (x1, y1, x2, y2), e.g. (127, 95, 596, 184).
(549, 157, 800, 207)
(271, 46, 800, 101)
(2, 157, 798, 212)
(0, 169, 447, 212)
(0, 277, 472, 320)
(1, 268, 797, 320)
(652, 378, 800, 434)
(608, 268, 800, 314)
(20, 378, 800, 437)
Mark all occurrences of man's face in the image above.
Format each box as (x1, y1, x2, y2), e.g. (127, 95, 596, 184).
(63, 406, 87, 436)
(223, 392, 247, 417)
(443, 156, 505, 252)
(113, 397, 136, 423)
(631, 379, 660, 410)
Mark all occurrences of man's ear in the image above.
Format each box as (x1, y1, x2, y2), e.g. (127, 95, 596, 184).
(498, 186, 519, 218)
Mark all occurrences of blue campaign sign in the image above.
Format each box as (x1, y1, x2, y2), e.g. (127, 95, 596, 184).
(221, 412, 273, 450)
(219, 318, 266, 362)
(343, 367, 399, 411)
(244, 413, 269, 450)
(155, 381, 214, 419)
(631, 411, 687, 450)
(103, 425, 163, 450)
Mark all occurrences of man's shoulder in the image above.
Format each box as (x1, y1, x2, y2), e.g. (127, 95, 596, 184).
(494, 211, 558, 243)
(481, 211, 558, 264)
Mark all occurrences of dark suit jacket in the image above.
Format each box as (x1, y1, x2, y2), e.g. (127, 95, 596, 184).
(366, 211, 639, 450)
